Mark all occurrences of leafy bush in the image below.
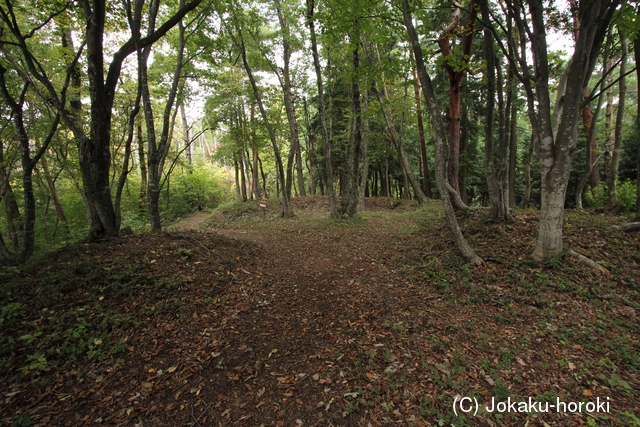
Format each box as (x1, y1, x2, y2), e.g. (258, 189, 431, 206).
(585, 180, 637, 213)
(617, 180, 638, 212)
(163, 166, 229, 220)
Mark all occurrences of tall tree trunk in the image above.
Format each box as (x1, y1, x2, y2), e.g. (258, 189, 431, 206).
(307, 0, 337, 216)
(508, 81, 518, 207)
(303, 97, 316, 196)
(411, 61, 432, 198)
(137, 124, 147, 211)
(234, 159, 242, 200)
(137, 0, 189, 231)
(521, 0, 618, 261)
(582, 88, 601, 189)
(372, 86, 428, 204)
(35, 140, 68, 227)
(251, 141, 262, 200)
(239, 150, 248, 201)
(576, 86, 605, 209)
(366, 42, 428, 204)
(603, 34, 614, 182)
(608, 34, 627, 209)
(481, 0, 511, 222)
(358, 90, 370, 212)
(403, 0, 482, 265)
(521, 134, 535, 209)
(180, 103, 193, 171)
(0, 143, 23, 251)
(341, 43, 363, 218)
(0, 67, 59, 262)
(437, 0, 478, 201)
(274, 0, 305, 198)
(635, 35, 640, 220)
(229, 19, 292, 217)
(115, 80, 141, 230)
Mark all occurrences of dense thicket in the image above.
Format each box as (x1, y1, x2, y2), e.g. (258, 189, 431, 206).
(1, 0, 638, 266)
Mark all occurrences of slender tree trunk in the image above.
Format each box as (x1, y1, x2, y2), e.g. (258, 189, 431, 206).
(412, 61, 432, 198)
(115, 80, 141, 229)
(373, 86, 428, 204)
(576, 87, 605, 209)
(140, 1, 188, 231)
(258, 155, 269, 198)
(508, 81, 518, 207)
(603, 35, 614, 182)
(307, 0, 336, 216)
(403, 0, 482, 265)
(137, 124, 147, 211)
(0, 65, 60, 262)
(303, 98, 316, 196)
(229, 19, 292, 216)
(239, 150, 248, 201)
(181, 103, 193, 170)
(366, 42, 428, 204)
(582, 88, 601, 189)
(274, 0, 305, 198)
(608, 34, 627, 209)
(234, 159, 241, 200)
(437, 0, 478, 200)
(358, 90, 370, 212)
(36, 141, 67, 227)
(0, 143, 24, 251)
(635, 35, 640, 219)
(481, 0, 512, 223)
(251, 143, 262, 199)
(341, 43, 363, 218)
(521, 134, 534, 208)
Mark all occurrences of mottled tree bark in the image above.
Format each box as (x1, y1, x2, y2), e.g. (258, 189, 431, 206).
(403, 0, 482, 265)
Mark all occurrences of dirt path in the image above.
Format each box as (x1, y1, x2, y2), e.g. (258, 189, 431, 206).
(186, 211, 428, 426)
(4, 201, 638, 427)
(169, 210, 212, 232)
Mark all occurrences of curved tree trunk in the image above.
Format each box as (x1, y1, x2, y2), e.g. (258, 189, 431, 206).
(403, 0, 482, 265)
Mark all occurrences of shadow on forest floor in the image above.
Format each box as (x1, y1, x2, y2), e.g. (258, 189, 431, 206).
(1, 197, 639, 426)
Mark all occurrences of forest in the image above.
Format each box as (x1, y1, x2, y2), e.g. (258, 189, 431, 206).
(1, 0, 640, 425)
(0, 0, 638, 266)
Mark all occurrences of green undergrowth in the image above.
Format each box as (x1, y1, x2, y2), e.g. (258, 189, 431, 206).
(0, 233, 256, 376)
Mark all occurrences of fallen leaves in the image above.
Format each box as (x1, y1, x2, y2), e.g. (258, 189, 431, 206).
(2, 204, 639, 426)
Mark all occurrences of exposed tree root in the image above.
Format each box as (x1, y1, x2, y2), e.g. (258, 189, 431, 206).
(568, 249, 610, 277)
(612, 222, 640, 232)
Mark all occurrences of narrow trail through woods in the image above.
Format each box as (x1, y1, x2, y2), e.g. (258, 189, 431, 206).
(3, 202, 638, 426)
(171, 209, 433, 425)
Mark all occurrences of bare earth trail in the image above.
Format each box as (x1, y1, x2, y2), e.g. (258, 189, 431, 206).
(3, 201, 638, 426)
(164, 203, 640, 426)
(176, 207, 432, 426)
